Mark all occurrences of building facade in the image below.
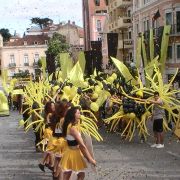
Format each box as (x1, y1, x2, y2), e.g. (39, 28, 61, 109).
(108, 0, 133, 62)
(83, 0, 108, 50)
(0, 34, 49, 78)
(56, 21, 84, 51)
(133, 0, 180, 86)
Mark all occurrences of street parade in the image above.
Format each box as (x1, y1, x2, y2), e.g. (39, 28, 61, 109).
(0, 0, 180, 180)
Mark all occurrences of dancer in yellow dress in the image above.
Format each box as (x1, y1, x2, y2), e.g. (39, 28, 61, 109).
(60, 106, 96, 180)
(52, 100, 70, 179)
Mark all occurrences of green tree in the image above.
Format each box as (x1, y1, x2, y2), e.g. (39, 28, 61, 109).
(46, 33, 69, 78)
(0, 28, 12, 42)
(30, 17, 53, 29)
(47, 33, 69, 56)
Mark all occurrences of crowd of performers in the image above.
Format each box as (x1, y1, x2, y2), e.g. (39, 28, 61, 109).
(18, 82, 180, 180)
(21, 91, 99, 180)
(9, 59, 179, 180)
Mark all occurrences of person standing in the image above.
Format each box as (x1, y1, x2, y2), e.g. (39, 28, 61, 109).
(60, 106, 96, 180)
(149, 91, 165, 148)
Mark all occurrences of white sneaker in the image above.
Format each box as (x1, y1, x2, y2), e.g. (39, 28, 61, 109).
(151, 144, 157, 148)
(156, 144, 164, 148)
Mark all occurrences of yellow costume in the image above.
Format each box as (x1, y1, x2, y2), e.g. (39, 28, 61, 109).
(60, 124, 87, 172)
(46, 120, 67, 156)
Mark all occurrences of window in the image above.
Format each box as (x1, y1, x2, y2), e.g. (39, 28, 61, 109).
(94, 0, 100, 6)
(143, 21, 146, 31)
(96, 20, 102, 32)
(34, 53, 39, 62)
(176, 11, 180, 33)
(24, 54, 29, 63)
(177, 45, 180, 59)
(10, 70, 15, 77)
(45, 40, 48, 44)
(128, 31, 132, 39)
(127, 10, 131, 17)
(97, 36, 102, 41)
(10, 54, 15, 63)
(167, 46, 172, 60)
(166, 12, 172, 25)
(136, 24, 139, 35)
(34, 41, 38, 45)
(146, 20, 149, 30)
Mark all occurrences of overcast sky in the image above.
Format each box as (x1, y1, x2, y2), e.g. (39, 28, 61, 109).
(0, 0, 83, 36)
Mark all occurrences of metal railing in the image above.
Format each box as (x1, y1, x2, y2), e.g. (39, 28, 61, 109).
(24, 63, 29, 66)
(8, 63, 16, 68)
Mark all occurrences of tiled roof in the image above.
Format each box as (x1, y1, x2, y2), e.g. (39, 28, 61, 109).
(5, 34, 50, 46)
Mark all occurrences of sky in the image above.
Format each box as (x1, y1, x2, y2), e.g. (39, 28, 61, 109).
(0, 0, 83, 36)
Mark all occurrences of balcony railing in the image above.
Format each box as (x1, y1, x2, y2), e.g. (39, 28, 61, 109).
(24, 63, 29, 66)
(109, 17, 132, 31)
(142, 24, 180, 38)
(109, 0, 132, 12)
(118, 39, 133, 49)
(8, 63, 16, 68)
(117, 16, 132, 28)
(114, 0, 132, 8)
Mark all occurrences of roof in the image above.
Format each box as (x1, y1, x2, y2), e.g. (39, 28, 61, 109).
(5, 34, 50, 46)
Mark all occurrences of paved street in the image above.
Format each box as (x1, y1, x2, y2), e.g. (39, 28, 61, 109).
(0, 111, 180, 180)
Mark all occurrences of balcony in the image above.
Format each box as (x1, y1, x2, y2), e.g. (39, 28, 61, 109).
(114, 0, 132, 8)
(8, 63, 16, 68)
(118, 39, 133, 49)
(117, 16, 132, 29)
(24, 63, 29, 66)
(109, 17, 132, 31)
(109, 0, 132, 12)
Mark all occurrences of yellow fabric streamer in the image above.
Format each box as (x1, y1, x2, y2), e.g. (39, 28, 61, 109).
(69, 61, 84, 87)
(111, 57, 137, 85)
(136, 36, 142, 68)
(160, 25, 171, 74)
(78, 51, 86, 74)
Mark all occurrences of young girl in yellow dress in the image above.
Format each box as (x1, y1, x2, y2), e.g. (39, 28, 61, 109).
(60, 106, 96, 180)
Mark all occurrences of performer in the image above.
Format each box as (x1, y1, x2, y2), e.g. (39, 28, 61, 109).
(38, 101, 56, 172)
(60, 106, 96, 180)
(52, 100, 70, 179)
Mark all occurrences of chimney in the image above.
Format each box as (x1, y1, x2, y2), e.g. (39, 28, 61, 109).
(72, 21, 75, 25)
(68, 20, 70, 24)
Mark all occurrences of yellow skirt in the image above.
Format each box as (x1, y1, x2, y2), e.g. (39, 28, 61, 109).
(53, 138, 67, 156)
(60, 146, 87, 172)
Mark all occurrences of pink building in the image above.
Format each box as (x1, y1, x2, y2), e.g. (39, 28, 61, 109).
(83, 0, 108, 50)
